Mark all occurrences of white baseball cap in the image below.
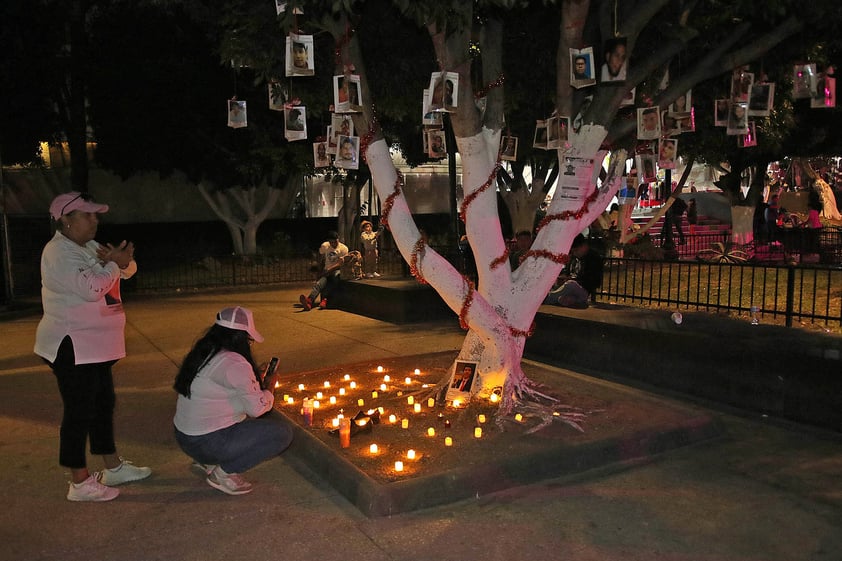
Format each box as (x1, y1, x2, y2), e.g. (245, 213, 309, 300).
(214, 306, 264, 342)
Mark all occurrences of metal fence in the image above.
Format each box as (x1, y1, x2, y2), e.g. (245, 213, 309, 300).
(598, 258, 842, 327)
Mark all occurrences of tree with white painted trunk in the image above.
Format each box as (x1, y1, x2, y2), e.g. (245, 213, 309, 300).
(284, 0, 803, 422)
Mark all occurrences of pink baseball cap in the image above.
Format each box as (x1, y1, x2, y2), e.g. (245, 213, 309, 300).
(214, 306, 264, 342)
(49, 191, 109, 220)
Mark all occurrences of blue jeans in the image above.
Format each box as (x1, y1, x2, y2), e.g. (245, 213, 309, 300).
(174, 411, 292, 474)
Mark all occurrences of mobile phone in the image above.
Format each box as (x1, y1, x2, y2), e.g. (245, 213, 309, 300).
(264, 357, 280, 379)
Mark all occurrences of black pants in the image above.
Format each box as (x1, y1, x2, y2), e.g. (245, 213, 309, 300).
(49, 336, 117, 469)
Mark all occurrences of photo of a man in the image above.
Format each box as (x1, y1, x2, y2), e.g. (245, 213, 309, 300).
(748, 82, 775, 116)
(450, 362, 477, 393)
(227, 99, 247, 129)
(636, 107, 660, 140)
(501, 136, 518, 161)
(600, 37, 627, 82)
(335, 135, 359, 170)
(570, 47, 596, 89)
(285, 34, 315, 77)
(428, 130, 446, 158)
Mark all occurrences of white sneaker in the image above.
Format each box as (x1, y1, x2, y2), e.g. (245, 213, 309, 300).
(372, 272, 381, 277)
(100, 458, 152, 486)
(67, 473, 119, 502)
(191, 461, 217, 476)
(206, 466, 253, 495)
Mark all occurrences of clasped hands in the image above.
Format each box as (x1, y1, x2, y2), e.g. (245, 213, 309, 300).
(97, 240, 135, 269)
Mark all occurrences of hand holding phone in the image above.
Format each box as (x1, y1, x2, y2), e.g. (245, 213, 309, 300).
(262, 356, 280, 389)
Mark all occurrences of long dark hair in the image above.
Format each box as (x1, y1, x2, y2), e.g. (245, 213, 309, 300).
(173, 324, 259, 397)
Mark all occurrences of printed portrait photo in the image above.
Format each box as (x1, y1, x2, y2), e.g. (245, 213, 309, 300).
(533, 119, 548, 149)
(334, 74, 362, 113)
(422, 89, 444, 126)
(730, 69, 754, 102)
(714, 99, 730, 127)
(726, 101, 749, 135)
(661, 112, 679, 137)
(669, 90, 692, 116)
(326, 125, 337, 154)
(636, 154, 657, 184)
(313, 142, 331, 168)
(676, 108, 695, 134)
(284, 106, 307, 141)
(792, 63, 816, 99)
(429, 71, 459, 112)
(600, 37, 627, 83)
(658, 138, 678, 169)
(227, 99, 247, 129)
(331, 114, 354, 146)
(428, 129, 446, 159)
(334, 135, 360, 170)
(811, 74, 836, 109)
(268, 81, 285, 111)
(636, 107, 661, 140)
(570, 47, 596, 89)
(748, 82, 775, 116)
(449, 361, 478, 394)
(285, 34, 315, 77)
(501, 135, 518, 161)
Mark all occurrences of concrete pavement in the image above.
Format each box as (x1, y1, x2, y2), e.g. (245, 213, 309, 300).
(1, 285, 841, 561)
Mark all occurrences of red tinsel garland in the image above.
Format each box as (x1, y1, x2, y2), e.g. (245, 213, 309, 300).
(409, 236, 428, 285)
(460, 159, 502, 223)
(535, 188, 600, 232)
(474, 73, 506, 99)
(509, 322, 535, 339)
(380, 169, 403, 230)
(458, 282, 475, 330)
(489, 248, 509, 270)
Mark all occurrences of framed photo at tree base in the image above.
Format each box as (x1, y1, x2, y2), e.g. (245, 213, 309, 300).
(446, 360, 479, 400)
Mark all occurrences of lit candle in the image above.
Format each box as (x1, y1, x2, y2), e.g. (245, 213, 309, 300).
(452, 399, 461, 408)
(378, 407, 384, 414)
(357, 398, 364, 406)
(323, 381, 330, 388)
(401, 419, 409, 429)
(404, 377, 411, 385)
(474, 427, 482, 438)
(515, 413, 523, 422)
(407, 449, 416, 460)
(350, 381, 357, 389)
(444, 419, 451, 430)
(490, 393, 499, 403)
(394, 461, 403, 472)
(369, 444, 378, 454)
(339, 388, 346, 396)
(414, 368, 421, 375)
(427, 427, 435, 437)
(274, 380, 281, 389)
(377, 366, 384, 373)
(380, 383, 387, 391)
(413, 403, 421, 413)
(316, 392, 324, 400)
(286, 396, 294, 404)
(437, 413, 444, 422)
(372, 391, 378, 398)
(428, 398, 435, 408)
(343, 374, 350, 381)
(329, 396, 337, 405)
(388, 414, 397, 423)
(313, 400, 320, 408)
(445, 436, 453, 446)
(407, 396, 414, 405)
(283, 394, 289, 402)
(478, 414, 486, 424)
(298, 383, 305, 391)
(331, 418, 340, 428)
(383, 376, 390, 383)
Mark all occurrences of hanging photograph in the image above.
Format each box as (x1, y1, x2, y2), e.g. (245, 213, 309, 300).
(620, 87, 636, 107)
(635, 139, 657, 156)
(334, 135, 360, 170)
(428, 71, 459, 112)
(285, 34, 314, 77)
(636, 154, 657, 184)
(334, 74, 363, 113)
(313, 142, 331, 168)
(748, 82, 775, 116)
(446, 360, 479, 399)
(792, 63, 816, 99)
(331, 114, 354, 146)
(636, 107, 661, 140)
(227, 99, 247, 128)
(730, 69, 754, 102)
(558, 156, 595, 203)
(326, 126, 337, 154)
(501, 136, 518, 161)
(811, 74, 836, 108)
(428, 129, 446, 159)
(569, 47, 597, 89)
(714, 99, 730, 126)
(268, 81, 285, 111)
(284, 106, 307, 141)
(546, 116, 560, 148)
(676, 108, 695, 134)
(726, 101, 749, 135)
(738, 122, 758, 148)
(275, 1, 287, 15)
(669, 90, 692, 116)
(600, 37, 628, 83)
(572, 95, 593, 134)
(658, 138, 678, 169)
(533, 119, 548, 149)
(421, 89, 443, 126)
(661, 112, 679, 136)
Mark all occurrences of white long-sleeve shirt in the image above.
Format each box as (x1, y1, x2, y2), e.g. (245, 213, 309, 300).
(34, 231, 137, 364)
(173, 350, 275, 436)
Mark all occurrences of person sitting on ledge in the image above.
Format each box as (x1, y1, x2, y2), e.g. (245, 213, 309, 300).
(543, 234, 603, 309)
(300, 230, 349, 310)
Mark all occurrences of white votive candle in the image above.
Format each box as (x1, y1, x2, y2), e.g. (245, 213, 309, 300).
(474, 427, 482, 438)
(407, 396, 414, 405)
(394, 461, 403, 472)
(388, 414, 397, 423)
(413, 403, 421, 413)
(344, 374, 350, 381)
(427, 427, 435, 437)
(323, 381, 330, 388)
(369, 444, 378, 454)
(298, 384, 305, 391)
(377, 366, 384, 373)
(380, 383, 387, 391)
(316, 392, 323, 400)
(339, 388, 346, 396)
(414, 368, 421, 375)
(404, 377, 411, 385)
(349, 381, 357, 389)
(329, 396, 337, 405)
(406, 449, 416, 460)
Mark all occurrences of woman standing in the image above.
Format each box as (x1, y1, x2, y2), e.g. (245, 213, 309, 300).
(35, 191, 151, 502)
(173, 307, 292, 495)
